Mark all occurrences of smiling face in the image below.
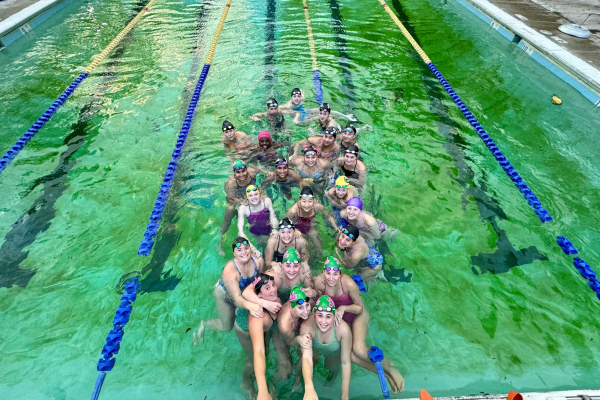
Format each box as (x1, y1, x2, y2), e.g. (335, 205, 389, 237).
(291, 92, 302, 105)
(267, 106, 279, 116)
(324, 268, 341, 287)
(346, 205, 361, 220)
(294, 302, 310, 320)
(258, 280, 278, 301)
(315, 311, 335, 332)
(337, 233, 353, 249)
(344, 152, 357, 164)
(322, 134, 335, 146)
(304, 152, 317, 166)
(319, 109, 329, 123)
(233, 243, 251, 262)
(247, 189, 260, 204)
(234, 167, 248, 181)
(341, 129, 355, 143)
(279, 227, 294, 244)
(224, 128, 236, 140)
(283, 260, 300, 280)
(335, 186, 348, 198)
(259, 137, 271, 150)
(276, 164, 289, 179)
(300, 197, 314, 212)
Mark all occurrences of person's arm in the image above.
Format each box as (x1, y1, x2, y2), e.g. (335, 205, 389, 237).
(297, 237, 310, 263)
(249, 314, 271, 400)
(237, 203, 248, 238)
(335, 276, 363, 326)
(265, 198, 279, 235)
(285, 203, 297, 220)
(250, 112, 267, 122)
(338, 323, 353, 400)
(259, 172, 275, 191)
(293, 139, 309, 156)
(348, 164, 367, 188)
(300, 319, 318, 400)
(225, 179, 243, 206)
(323, 187, 335, 204)
(264, 237, 276, 270)
(364, 213, 381, 241)
(241, 272, 282, 314)
(316, 203, 337, 228)
(300, 267, 317, 298)
(222, 267, 263, 317)
(292, 111, 302, 125)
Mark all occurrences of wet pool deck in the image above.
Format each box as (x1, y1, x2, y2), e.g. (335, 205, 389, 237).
(0, 0, 46, 23)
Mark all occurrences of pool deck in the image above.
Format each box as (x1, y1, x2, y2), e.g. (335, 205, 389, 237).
(400, 389, 600, 400)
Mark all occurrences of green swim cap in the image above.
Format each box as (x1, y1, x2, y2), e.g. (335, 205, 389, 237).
(323, 256, 342, 270)
(315, 295, 336, 314)
(283, 248, 301, 264)
(289, 285, 308, 308)
(233, 159, 246, 170)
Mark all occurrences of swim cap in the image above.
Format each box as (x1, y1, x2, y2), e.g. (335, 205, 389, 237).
(341, 224, 359, 241)
(278, 217, 295, 230)
(290, 285, 308, 307)
(315, 295, 336, 314)
(304, 145, 318, 155)
(291, 88, 302, 96)
(344, 124, 357, 135)
(300, 186, 315, 198)
(323, 127, 338, 137)
(283, 248, 301, 263)
(258, 130, 272, 141)
(222, 120, 235, 131)
(232, 236, 250, 250)
(319, 103, 331, 112)
(324, 256, 342, 270)
(335, 176, 349, 187)
(275, 157, 288, 167)
(267, 98, 279, 108)
(252, 272, 275, 294)
(245, 184, 259, 197)
(345, 144, 359, 155)
(232, 159, 247, 170)
(347, 197, 363, 210)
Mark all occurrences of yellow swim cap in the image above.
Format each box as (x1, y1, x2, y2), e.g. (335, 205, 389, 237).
(335, 176, 349, 187)
(245, 184, 259, 197)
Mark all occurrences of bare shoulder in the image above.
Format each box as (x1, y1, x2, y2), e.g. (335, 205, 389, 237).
(337, 319, 351, 339)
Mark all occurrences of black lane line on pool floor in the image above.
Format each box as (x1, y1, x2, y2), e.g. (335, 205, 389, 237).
(387, 0, 547, 275)
(0, 0, 149, 289)
(263, 0, 278, 94)
(118, 0, 216, 293)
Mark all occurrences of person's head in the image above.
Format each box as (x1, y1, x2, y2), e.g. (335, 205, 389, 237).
(322, 127, 338, 146)
(266, 98, 279, 116)
(314, 295, 336, 332)
(258, 130, 272, 149)
(342, 125, 357, 143)
(282, 248, 301, 280)
(291, 88, 302, 105)
(290, 285, 310, 319)
(232, 160, 248, 181)
(245, 184, 260, 204)
(334, 176, 349, 198)
(337, 225, 359, 249)
(323, 256, 342, 287)
(299, 186, 315, 211)
(278, 217, 295, 244)
(304, 146, 318, 166)
(252, 273, 277, 301)
(319, 103, 331, 122)
(275, 158, 289, 178)
(346, 197, 363, 220)
(222, 120, 235, 140)
(344, 144, 359, 164)
(232, 237, 251, 260)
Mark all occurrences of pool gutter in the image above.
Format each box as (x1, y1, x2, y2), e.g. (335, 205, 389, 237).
(453, 0, 600, 107)
(0, 0, 76, 49)
(396, 389, 600, 400)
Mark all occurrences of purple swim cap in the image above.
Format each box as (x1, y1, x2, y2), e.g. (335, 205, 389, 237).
(347, 197, 363, 210)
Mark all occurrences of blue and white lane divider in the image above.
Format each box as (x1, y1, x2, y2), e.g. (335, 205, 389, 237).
(0, 72, 89, 175)
(137, 64, 210, 256)
(426, 62, 552, 223)
(91, 277, 140, 400)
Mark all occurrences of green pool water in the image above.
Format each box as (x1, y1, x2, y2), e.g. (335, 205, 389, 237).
(1, 0, 600, 399)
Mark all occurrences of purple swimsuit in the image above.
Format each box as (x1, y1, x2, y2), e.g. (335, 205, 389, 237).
(248, 201, 272, 236)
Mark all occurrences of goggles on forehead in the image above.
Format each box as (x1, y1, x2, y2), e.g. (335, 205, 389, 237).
(336, 184, 348, 189)
(246, 187, 258, 193)
(285, 260, 300, 265)
(279, 224, 294, 230)
(304, 151, 317, 157)
(325, 266, 341, 272)
(276, 160, 288, 166)
(234, 166, 247, 171)
(344, 128, 355, 133)
(234, 240, 249, 248)
(267, 102, 278, 108)
(316, 306, 333, 312)
(342, 229, 355, 239)
(294, 298, 307, 306)
(223, 126, 234, 132)
(346, 150, 359, 155)
(301, 194, 315, 198)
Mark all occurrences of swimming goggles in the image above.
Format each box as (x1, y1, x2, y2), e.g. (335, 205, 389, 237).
(344, 128, 355, 134)
(253, 275, 274, 287)
(246, 187, 258, 193)
(316, 306, 333, 312)
(301, 193, 315, 198)
(279, 224, 294, 230)
(285, 260, 300, 265)
(342, 229, 355, 239)
(234, 240, 249, 247)
(345, 149, 359, 155)
(304, 151, 317, 156)
(267, 101, 278, 108)
(234, 166, 247, 171)
(294, 298, 307, 305)
(324, 266, 341, 272)
(223, 126, 234, 132)
(336, 184, 348, 189)
(276, 159, 288, 166)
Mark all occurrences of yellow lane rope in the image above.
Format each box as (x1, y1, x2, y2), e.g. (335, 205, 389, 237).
(205, 0, 233, 65)
(302, 0, 319, 71)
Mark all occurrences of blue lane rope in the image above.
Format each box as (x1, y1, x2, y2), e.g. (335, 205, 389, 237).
(426, 63, 552, 223)
(313, 69, 324, 104)
(0, 72, 89, 175)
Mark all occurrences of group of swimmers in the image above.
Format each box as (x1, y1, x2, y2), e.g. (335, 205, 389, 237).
(195, 88, 402, 400)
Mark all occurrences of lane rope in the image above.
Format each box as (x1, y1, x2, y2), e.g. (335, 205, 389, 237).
(0, 0, 159, 177)
(137, 0, 233, 256)
(302, 0, 323, 104)
(374, 0, 600, 300)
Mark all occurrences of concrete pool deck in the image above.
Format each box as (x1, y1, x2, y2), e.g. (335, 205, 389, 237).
(400, 389, 600, 400)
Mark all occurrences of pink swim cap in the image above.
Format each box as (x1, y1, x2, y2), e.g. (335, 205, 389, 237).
(258, 130, 272, 140)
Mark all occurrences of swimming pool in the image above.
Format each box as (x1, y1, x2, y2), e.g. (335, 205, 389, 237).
(1, 0, 600, 398)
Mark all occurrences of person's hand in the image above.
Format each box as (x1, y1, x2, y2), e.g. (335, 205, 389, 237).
(293, 115, 300, 125)
(271, 229, 279, 239)
(334, 306, 345, 326)
(251, 116, 263, 122)
(251, 247, 262, 260)
(298, 334, 312, 350)
(261, 300, 282, 314)
(271, 261, 283, 276)
(257, 389, 272, 400)
(248, 302, 264, 318)
(303, 388, 319, 400)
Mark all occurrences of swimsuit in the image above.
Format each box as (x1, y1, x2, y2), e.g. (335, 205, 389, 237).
(312, 325, 341, 358)
(292, 103, 308, 121)
(294, 206, 316, 234)
(236, 308, 278, 333)
(227, 133, 250, 150)
(247, 200, 272, 236)
(273, 237, 298, 263)
(324, 279, 356, 325)
(234, 176, 257, 199)
(269, 113, 286, 131)
(298, 163, 324, 184)
(341, 161, 359, 180)
(217, 257, 258, 305)
(345, 239, 383, 269)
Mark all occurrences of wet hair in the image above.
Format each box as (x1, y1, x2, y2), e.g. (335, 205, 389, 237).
(345, 144, 360, 155)
(324, 127, 338, 137)
(278, 217, 295, 230)
(304, 145, 318, 155)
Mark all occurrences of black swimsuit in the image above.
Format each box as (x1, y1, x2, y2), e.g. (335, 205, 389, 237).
(273, 237, 297, 263)
(342, 162, 359, 180)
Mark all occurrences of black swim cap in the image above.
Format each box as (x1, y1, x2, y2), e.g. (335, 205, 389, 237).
(275, 157, 288, 167)
(279, 217, 295, 230)
(345, 144, 360, 155)
(304, 145, 318, 155)
(253, 272, 275, 294)
(232, 236, 250, 250)
(266, 98, 279, 108)
(291, 88, 302, 96)
(319, 103, 331, 112)
(341, 224, 359, 241)
(324, 127, 338, 137)
(300, 186, 315, 198)
(344, 124, 357, 135)
(222, 120, 235, 131)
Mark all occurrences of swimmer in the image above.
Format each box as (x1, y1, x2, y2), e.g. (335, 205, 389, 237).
(289, 146, 331, 191)
(237, 185, 278, 249)
(339, 197, 397, 247)
(285, 186, 337, 260)
(280, 92, 355, 126)
(234, 273, 282, 400)
(218, 160, 273, 256)
(249, 98, 295, 135)
(299, 295, 353, 400)
(269, 248, 317, 303)
(292, 126, 341, 161)
(259, 158, 308, 200)
(221, 120, 253, 162)
(250, 130, 290, 167)
(312, 257, 405, 393)
(335, 225, 384, 282)
(264, 218, 309, 270)
(332, 145, 366, 189)
(323, 176, 358, 226)
(307, 103, 341, 136)
(194, 237, 281, 345)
